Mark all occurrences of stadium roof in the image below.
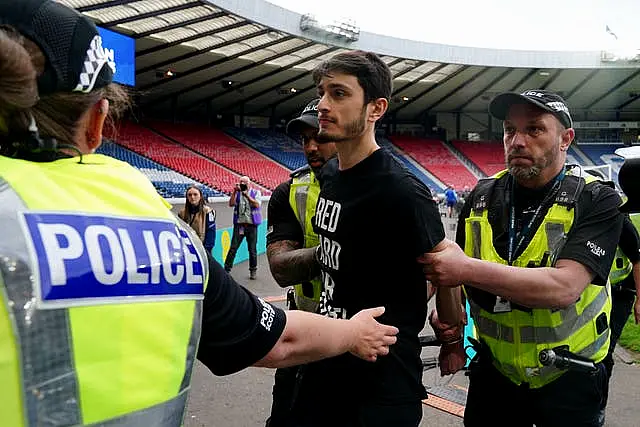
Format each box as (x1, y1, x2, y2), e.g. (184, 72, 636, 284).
(61, 0, 640, 123)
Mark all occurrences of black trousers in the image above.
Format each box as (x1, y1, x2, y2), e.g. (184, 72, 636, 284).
(464, 356, 608, 427)
(265, 366, 422, 427)
(604, 286, 636, 376)
(224, 224, 258, 271)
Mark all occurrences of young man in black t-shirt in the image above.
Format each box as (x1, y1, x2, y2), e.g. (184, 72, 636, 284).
(281, 51, 464, 427)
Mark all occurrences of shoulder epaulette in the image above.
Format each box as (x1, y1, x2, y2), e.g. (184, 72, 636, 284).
(290, 164, 311, 179)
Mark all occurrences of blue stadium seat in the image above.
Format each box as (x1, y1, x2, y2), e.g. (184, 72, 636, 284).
(96, 140, 223, 199)
(577, 143, 625, 184)
(224, 127, 307, 170)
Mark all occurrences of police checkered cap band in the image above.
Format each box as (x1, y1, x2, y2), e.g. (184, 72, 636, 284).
(0, 0, 115, 96)
(74, 35, 116, 93)
(489, 89, 573, 129)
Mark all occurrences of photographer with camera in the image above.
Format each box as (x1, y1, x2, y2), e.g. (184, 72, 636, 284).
(225, 176, 263, 279)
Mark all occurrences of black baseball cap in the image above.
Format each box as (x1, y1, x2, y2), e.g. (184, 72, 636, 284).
(489, 89, 573, 129)
(0, 0, 115, 96)
(286, 99, 319, 135)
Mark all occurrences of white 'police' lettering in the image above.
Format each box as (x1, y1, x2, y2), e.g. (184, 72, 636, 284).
(587, 240, 606, 257)
(524, 91, 545, 98)
(258, 298, 276, 331)
(24, 213, 205, 307)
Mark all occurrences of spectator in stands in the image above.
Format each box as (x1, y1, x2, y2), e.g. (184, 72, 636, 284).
(264, 98, 337, 427)
(225, 175, 262, 279)
(269, 50, 464, 427)
(444, 185, 458, 217)
(421, 89, 622, 426)
(0, 2, 399, 425)
(178, 185, 216, 254)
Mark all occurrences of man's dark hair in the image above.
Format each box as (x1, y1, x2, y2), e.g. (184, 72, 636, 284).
(312, 50, 393, 105)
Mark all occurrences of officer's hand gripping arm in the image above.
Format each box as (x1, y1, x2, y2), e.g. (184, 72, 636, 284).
(254, 307, 399, 368)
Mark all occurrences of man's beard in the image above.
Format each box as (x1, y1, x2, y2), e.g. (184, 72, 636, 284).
(507, 143, 560, 182)
(316, 107, 367, 143)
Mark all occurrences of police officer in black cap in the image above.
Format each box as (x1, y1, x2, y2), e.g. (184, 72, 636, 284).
(264, 99, 338, 426)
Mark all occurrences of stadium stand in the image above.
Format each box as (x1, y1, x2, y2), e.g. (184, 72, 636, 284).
(376, 135, 446, 192)
(390, 135, 478, 189)
(146, 121, 291, 190)
(111, 121, 266, 195)
(97, 140, 223, 199)
(451, 140, 504, 176)
(576, 143, 625, 183)
(224, 127, 307, 171)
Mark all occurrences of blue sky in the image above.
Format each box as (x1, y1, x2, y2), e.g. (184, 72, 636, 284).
(268, 0, 639, 52)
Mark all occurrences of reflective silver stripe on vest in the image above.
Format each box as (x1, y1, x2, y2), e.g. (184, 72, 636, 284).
(179, 299, 202, 393)
(0, 179, 82, 427)
(519, 286, 608, 343)
(293, 174, 312, 236)
(174, 216, 208, 394)
(545, 222, 566, 265)
(470, 221, 482, 259)
(469, 300, 514, 343)
(89, 388, 189, 427)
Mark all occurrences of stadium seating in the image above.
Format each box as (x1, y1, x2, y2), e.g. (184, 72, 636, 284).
(224, 127, 307, 171)
(576, 143, 625, 183)
(146, 121, 291, 190)
(451, 140, 504, 177)
(376, 135, 446, 192)
(111, 121, 264, 195)
(390, 136, 478, 189)
(97, 140, 223, 199)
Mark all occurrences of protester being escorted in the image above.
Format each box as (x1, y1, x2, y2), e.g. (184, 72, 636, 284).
(269, 50, 465, 427)
(420, 89, 623, 426)
(0, 3, 400, 425)
(225, 175, 262, 279)
(178, 184, 216, 253)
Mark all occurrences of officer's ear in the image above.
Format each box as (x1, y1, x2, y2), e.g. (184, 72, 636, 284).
(83, 98, 110, 153)
(560, 127, 574, 152)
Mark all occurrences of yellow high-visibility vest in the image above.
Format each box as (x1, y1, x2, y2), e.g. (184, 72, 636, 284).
(464, 170, 611, 388)
(288, 168, 323, 312)
(0, 154, 208, 426)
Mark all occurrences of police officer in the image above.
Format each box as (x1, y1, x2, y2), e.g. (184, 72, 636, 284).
(266, 99, 337, 311)
(265, 99, 337, 426)
(0, 2, 399, 425)
(421, 90, 623, 426)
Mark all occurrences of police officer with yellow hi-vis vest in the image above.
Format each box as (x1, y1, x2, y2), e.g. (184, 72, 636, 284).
(0, 3, 400, 426)
(264, 99, 337, 426)
(419, 90, 623, 426)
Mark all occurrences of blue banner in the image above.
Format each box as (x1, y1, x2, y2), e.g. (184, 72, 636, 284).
(98, 27, 136, 87)
(22, 212, 204, 307)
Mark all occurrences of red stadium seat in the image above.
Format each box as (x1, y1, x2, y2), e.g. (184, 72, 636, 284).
(390, 136, 478, 189)
(146, 121, 291, 191)
(451, 140, 505, 176)
(111, 122, 270, 195)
